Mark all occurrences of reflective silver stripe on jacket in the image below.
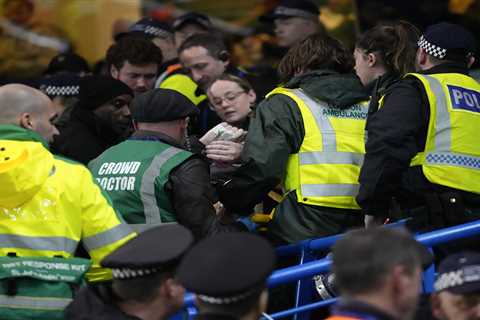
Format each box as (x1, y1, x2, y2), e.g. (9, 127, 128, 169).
(301, 184, 360, 197)
(0, 234, 78, 253)
(140, 147, 184, 225)
(417, 75, 451, 151)
(82, 223, 133, 251)
(0, 295, 71, 310)
(300, 151, 364, 166)
(417, 74, 480, 171)
(292, 89, 366, 198)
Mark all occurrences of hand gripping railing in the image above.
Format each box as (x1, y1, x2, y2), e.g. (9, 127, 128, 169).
(180, 219, 480, 320)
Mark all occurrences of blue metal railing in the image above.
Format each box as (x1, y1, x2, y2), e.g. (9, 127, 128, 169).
(182, 219, 480, 320)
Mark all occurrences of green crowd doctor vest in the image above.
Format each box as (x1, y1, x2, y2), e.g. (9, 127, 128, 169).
(89, 139, 193, 233)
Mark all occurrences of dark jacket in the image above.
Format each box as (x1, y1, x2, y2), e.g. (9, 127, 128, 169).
(65, 285, 140, 320)
(357, 62, 480, 221)
(89, 130, 244, 239)
(327, 299, 398, 320)
(52, 107, 125, 165)
(218, 70, 369, 244)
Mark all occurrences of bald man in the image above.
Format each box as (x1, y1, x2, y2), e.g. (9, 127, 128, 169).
(0, 85, 135, 318)
(0, 84, 59, 143)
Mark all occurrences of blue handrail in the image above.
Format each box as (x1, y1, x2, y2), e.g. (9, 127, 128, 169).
(183, 219, 480, 319)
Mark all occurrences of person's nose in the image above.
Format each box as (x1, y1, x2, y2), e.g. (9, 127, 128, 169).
(121, 105, 131, 116)
(136, 77, 148, 89)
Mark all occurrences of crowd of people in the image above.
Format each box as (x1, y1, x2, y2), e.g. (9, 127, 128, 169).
(0, 0, 479, 319)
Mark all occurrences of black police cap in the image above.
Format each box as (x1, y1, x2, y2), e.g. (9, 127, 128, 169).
(172, 12, 212, 31)
(418, 22, 477, 60)
(101, 224, 193, 280)
(177, 233, 276, 304)
(435, 251, 480, 294)
(44, 53, 90, 76)
(131, 88, 199, 123)
(37, 73, 81, 98)
(260, 0, 319, 22)
(116, 17, 173, 41)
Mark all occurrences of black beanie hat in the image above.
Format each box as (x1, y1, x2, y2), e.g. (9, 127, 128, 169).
(77, 76, 133, 110)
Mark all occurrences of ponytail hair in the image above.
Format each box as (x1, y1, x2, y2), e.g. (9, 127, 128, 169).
(356, 20, 420, 76)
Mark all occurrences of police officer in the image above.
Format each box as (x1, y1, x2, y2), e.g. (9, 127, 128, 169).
(65, 224, 193, 320)
(327, 228, 432, 320)
(218, 33, 369, 244)
(431, 251, 480, 320)
(177, 232, 276, 320)
(357, 22, 480, 230)
(259, 0, 324, 49)
(88, 88, 244, 238)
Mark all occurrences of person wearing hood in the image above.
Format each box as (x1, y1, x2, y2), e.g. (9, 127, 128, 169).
(51, 75, 134, 164)
(218, 33, 369, 244)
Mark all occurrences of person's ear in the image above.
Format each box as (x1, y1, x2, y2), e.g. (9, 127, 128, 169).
(417, 48, 428, 68)
(110, 65, 119, 78)
(430, 293, 446, 319)
(467, 56, 475, 69)
(247, 89, 256, 105)
(367, 52, 377, 67)
(19, 113, 34, 130)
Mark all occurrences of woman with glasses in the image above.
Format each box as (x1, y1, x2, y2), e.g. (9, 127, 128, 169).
(197, 74, 256, 184)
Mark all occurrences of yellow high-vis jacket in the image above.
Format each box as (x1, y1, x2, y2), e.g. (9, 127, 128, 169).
(0, 125, 136, 282)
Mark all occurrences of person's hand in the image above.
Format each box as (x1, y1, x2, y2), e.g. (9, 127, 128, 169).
(205, 140, 244, 163)
(364, 215, 386, 228)
(199, 122, 246, 145)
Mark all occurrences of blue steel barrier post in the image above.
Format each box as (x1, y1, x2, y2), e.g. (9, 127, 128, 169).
(422, 247, 436, 294)
(294, 243, 316, 320)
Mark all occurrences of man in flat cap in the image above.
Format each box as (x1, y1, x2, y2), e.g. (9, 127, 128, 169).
(430, 251, 480, 320)
(89, 88, 244, 238)
(260, 0, 324, 48)
(358, 22, 480, 232)
(326, 227, 432, 320)
(65, 224, 193, 320)
(177, 232, 276, 320)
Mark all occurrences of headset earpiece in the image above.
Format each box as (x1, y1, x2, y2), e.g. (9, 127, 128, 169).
(218, 51, 230, 62)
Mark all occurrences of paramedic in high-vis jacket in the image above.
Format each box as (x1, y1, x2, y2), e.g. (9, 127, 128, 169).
(0, 84, 135, 319)
(218, 34, 370, 244)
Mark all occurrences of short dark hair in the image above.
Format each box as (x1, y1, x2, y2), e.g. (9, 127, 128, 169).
(112, 271, 172, 303)
(106, 36, 163, 71)
(178, 33, 227, 59)
(332, 228, 423, 296)
(196, 288, 264, 318)
(278, 33, 354, 83)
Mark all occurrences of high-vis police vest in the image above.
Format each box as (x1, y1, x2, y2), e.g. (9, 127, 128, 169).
(408, 73, 480, 194)
(267, 88, 369, 209)
(89, 140, 192, 233)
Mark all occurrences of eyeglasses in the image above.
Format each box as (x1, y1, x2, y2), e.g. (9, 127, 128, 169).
(210, 91, 246, 107)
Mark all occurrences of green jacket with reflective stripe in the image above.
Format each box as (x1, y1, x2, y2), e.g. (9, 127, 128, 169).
(88, 136, 192, 233)
(219, 70, 369, 243)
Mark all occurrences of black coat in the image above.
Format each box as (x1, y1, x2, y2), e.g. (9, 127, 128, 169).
(64, 285, 140, 320)
(52, 107, 125, 165)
